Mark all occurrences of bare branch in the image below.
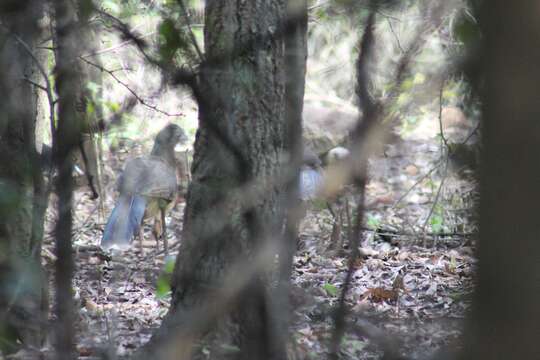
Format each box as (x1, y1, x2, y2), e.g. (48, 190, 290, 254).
(387, 17, 404, 53)
(3, 27, 57, 149)
(23, 77, 48, 92)
(421, 156, 449, 247)
(438, 78, 449, 148)
(80, 31, 156, 58)
(176, 0, 204, 61)
(79, 57, 184, 117)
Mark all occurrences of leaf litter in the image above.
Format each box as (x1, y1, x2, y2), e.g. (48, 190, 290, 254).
(39, 131, 476, 359)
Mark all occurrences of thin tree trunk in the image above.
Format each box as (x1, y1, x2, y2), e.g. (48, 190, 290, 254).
(0, 0, 48, 354)
(52, 0, 82, 357)
(460, 2, 540, 359)
(275, 0, 308, 358)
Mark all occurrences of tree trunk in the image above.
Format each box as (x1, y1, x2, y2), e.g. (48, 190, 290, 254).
(148, 1, 286, 359)
(277, 0, 308, 357)
(460, 2, 540, 359)
(52, 0, 82, 357)
(51, 5, 102, 200)
(0, 0, 48, 354)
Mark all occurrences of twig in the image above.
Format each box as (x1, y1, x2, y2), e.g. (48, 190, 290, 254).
(438, 78, 449, 148)
(461, 122, 480, 145)
(360, 226, 474, 239)
(330, 10, 377, 360)
(23, 77, 47, 92)
(421, 156, 449, 247)
(80, 57, 183, 117)
(387, 17, 404, 54)
(308, 1, 329, 12)
(143, 239, 181, 260)
(80, 31, 156, 58)
(390, 160, 442, 211)
(176, 0, 204, 61)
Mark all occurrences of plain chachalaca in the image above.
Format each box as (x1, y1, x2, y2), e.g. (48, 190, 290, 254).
(300, 146, 351, 252)
(299, 146, 351, 200)
(101, 124, 188, 253)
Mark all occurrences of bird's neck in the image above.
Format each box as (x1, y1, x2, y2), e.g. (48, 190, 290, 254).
(151, 143, 176, 168)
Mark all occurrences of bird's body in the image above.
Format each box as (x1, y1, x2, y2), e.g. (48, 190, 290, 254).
(299, 167, 323, 200)
(298, 146, 351, 200)
(101, 124, 188, 252)
(299, 147, 323, 200)
(299, 145, 352, 252)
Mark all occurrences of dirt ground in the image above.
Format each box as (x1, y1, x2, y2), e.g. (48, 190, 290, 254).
(41, 123, 477, 359)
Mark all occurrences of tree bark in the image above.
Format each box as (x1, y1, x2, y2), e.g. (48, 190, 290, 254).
(52, 0, 82, 358)
(0, 0, 48, 354)
(148, 1, 286, 359)
(276, 0, 308, 357)
(460, 1, 540, 359)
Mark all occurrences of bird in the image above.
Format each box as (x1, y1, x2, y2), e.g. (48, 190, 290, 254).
(298, 146, 352, 252)
(299, 147, 323, 200)
(299, 146, 351, 200)
(101, 123, 188, 254)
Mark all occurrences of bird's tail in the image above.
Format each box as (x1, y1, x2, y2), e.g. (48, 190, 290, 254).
(101, 194, 146, 249)
(299, 167, 323, 200)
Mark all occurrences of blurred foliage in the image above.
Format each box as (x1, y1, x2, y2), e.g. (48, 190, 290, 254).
(452, 10, 480, 47)
(157, 16, 198, 66)
(429, 204, 444, 234)
(366, 213, 381, 230)
(323, 282, 338, 297)
(156, 256, 175, 298)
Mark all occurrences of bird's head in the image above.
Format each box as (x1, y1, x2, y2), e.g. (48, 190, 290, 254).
(156, 123, 188, 148)
(302, 147, 322, 169)
(324, 146, 350, 165)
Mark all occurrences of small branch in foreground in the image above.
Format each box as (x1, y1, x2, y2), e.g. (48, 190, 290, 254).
(387, 17, 404, 54)
(438, 78, 449, 148)
(176, 0, 204, 61)
(421, 156, 449, 247)
(80, 57, 183, 117)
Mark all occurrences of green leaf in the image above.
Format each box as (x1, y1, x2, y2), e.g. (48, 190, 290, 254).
(400, 78, 414, 91)
(430, 213, 444, 234)
(312, 199, 327, 211)
(396, 92, 410, 106)
(453, 13, 480, 46)
(323, 283, 338, 297)
(366, 214, 380, 230)
(164, 256, 175, 273)
(158, 18, 182, 62)
(156, 275, 171, 298)
(413, 73, 425, 85)
(219, 344, 241, 353)
(105, 101, 120, 112)
(86, 81, 100, 95)
(86, 102, 95, 115)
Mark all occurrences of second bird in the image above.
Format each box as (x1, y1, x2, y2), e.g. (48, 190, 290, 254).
(101, 123, 188, 253)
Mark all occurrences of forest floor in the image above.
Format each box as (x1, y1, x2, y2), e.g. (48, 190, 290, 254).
(41, 121, 478, 359)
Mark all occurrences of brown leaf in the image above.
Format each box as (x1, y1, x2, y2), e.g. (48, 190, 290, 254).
(365, 287, 399, 302)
